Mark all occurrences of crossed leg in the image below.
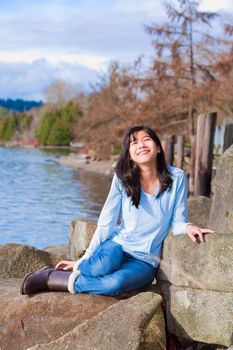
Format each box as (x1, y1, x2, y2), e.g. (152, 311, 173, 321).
(73, 240, 155, 296)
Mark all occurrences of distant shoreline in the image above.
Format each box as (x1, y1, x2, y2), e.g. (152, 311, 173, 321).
(0, 143, 116, 176)
(55, 153, 117, 177)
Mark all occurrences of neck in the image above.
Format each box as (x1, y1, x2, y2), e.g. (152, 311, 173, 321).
(139, 163, 158, 181)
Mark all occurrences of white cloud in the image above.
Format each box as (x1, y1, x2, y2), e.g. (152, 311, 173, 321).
(199, 0, 233, 12)
(114, 0, 164, 19)
(0, 59, 98, 100)
(0, 52, 109, 70)
(0, 0, 232, 100)
(0, 0, 155, 60)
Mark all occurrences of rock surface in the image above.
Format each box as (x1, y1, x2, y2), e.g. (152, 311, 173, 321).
(0, 278, 117, 350)
(43, 245, 68, 258)
(160, 284, 233, 347)
(156, 230, 233, 347)
(28, 292, 165, 350)
(187, 196, 211, 227)
(157, 233, 233, 291)
(0, 244, 64, 278)
(209, 144, 233, 233)
(67, 218, 97, 260)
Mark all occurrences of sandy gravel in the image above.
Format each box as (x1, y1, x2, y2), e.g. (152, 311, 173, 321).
(55, 153, 117, 176)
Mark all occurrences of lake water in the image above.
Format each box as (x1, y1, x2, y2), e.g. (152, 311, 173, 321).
(0, 147, 111, 249)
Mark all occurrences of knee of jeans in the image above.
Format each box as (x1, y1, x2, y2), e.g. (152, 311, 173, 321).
(93, 253, 122, 277)
(102, 241, 123, 260)
(81, 244, 123, 277)
(80, 254, 119, 277)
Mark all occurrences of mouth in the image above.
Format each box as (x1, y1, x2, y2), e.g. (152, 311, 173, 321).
(137, 150, 150, 156)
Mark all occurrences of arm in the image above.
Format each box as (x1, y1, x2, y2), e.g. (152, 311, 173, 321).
(73, 174, 122, 270)
(171, 171, 215, 241)
(171, 171, 189, 235)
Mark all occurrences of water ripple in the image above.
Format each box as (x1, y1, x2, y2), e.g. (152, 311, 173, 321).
(0, 148, 110, 249)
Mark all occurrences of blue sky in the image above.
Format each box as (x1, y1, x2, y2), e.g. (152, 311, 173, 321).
(0, 0, 232, 101)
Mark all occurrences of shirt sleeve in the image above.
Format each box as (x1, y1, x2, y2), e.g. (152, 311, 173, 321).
(73, 174, 122, 270)
(171, 170, 189, 235)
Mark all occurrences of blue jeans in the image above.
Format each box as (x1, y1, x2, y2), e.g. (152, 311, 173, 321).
(73, 240, 155, 296)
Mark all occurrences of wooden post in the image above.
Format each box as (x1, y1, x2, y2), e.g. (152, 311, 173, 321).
(189, 134, 196, 194)
(194, 112, 217, 196)
(164, 135, 175, 166)
(176, 135, 184, 169)
(223, 118, 233, 152)
(161, 138, 167, 155)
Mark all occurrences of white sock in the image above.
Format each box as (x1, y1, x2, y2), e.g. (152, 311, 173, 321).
(68, 270, 80, 294)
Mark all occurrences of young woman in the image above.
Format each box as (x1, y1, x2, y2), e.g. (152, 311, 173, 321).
(21, 125, 214, 296)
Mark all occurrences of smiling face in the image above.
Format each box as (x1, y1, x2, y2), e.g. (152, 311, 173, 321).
(129, 130, 160, 167)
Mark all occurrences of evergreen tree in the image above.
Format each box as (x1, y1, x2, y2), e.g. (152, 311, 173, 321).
(3, 115, 18, 141)
(0, 98, 43, 112)
(36, 109, 57, 145)
(36, 101, 82, 146)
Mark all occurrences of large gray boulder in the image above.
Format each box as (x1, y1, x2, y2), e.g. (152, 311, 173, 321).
(160, 284, 233, 347)
(158, 146, 233, 347)
(187, 196, 211, 227)
(209, 144, 233, 233)
(157, 233, 233, 292)
(28, 292, 165, 350)
(0, 244, 64, 278)
(156, 233, 233, 347)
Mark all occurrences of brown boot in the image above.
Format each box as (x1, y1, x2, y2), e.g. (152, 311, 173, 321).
(20, 267, 54, 295)
(20, 267, 71, 295)
(47, 269, 71, 292)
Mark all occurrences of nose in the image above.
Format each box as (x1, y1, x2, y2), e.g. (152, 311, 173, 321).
(138, 139, 145, 149)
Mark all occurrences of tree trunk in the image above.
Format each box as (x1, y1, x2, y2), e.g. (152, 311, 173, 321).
(194, 113, 217, 196)
(189, 134, 196, 194)
(165, 135, 175, 166)
(176, 135, 184, 169)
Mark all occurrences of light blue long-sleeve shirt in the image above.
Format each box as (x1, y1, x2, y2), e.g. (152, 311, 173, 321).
(74, 165, 188, 269)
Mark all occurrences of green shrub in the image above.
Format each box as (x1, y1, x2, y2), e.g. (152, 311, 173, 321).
(0, 112, 33, 142)
(36, 101, 82, 146)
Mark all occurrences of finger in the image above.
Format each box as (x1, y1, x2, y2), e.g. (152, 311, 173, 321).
(189, 227, 204, 242)
(187, 232, 196, 242)
(55, 264, 61, 270)
(55, 263, 62, 270)
(200, 228, 216, 233)
(196, 229, 204, 242)
(63, 265, 71, 271)
(55, 261, 66, 269)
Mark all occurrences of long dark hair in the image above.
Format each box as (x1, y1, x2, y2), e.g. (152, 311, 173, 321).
(115, 125, 173, 208)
